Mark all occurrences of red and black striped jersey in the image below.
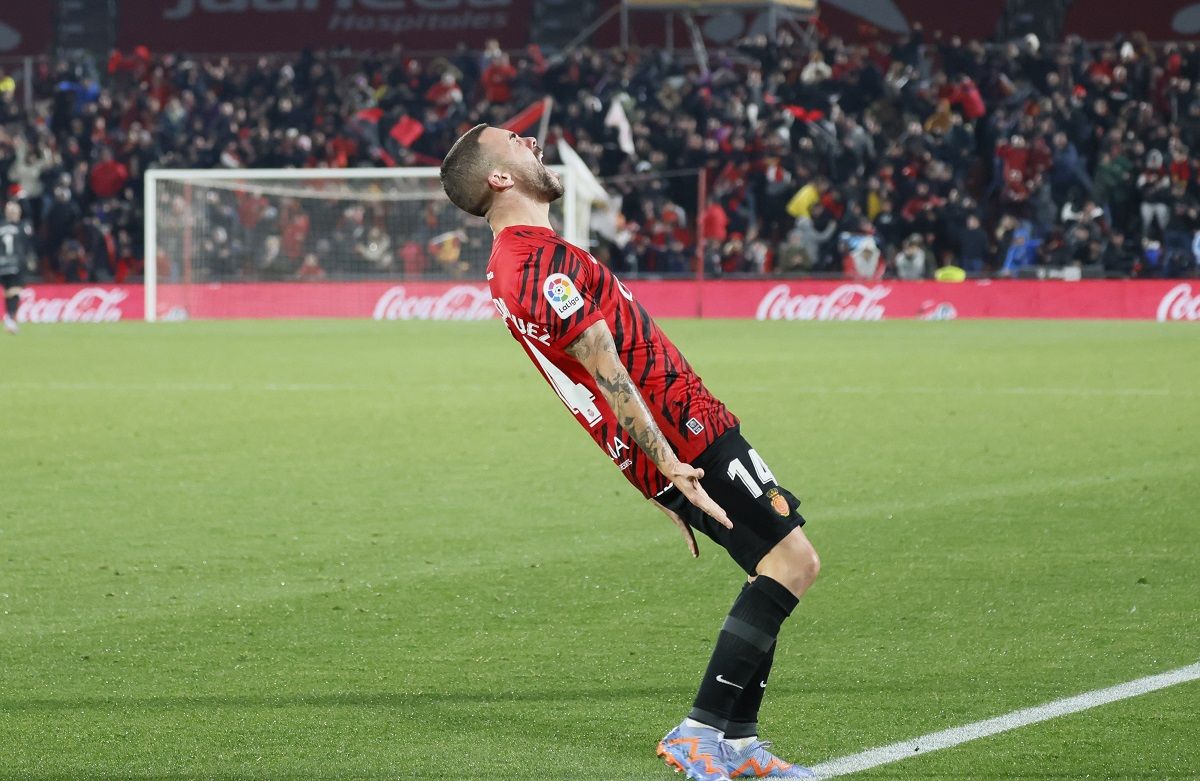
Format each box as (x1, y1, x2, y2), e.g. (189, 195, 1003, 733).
(487, 225, 738, 499)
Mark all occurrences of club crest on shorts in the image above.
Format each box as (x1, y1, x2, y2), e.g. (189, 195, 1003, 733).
(543, 273, 584, 319)
(766, 487, 790, 517)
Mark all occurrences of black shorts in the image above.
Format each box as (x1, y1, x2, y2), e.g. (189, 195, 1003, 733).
(1, 270, 23, 290)
(658, 425, 805, 575)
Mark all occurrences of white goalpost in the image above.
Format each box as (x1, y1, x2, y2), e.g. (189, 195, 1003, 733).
(143, 165, 581, 322)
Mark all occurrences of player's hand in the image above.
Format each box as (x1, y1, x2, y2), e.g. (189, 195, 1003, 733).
(654, 502, 699, 558)
(667, 462, 733, 530)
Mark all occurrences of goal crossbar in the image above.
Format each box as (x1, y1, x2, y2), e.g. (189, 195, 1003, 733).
(143, 165, 577, 322)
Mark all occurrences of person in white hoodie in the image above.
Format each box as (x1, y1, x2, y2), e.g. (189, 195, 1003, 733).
(894, 235, 927, 280)
(8, 133, 57, 222)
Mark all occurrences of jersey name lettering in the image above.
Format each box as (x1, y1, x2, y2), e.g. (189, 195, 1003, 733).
(494, 297, 551, 344)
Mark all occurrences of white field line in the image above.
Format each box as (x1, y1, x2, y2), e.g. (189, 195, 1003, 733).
(811, 661, 1200, 779)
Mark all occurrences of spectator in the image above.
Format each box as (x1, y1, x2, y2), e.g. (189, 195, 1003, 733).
(873, 198, 903, 255)
(843, 233, 883, 280)
(793, 202, 836, 270)
(958, 214, 989, 273)
(1094, 150, 1136, 229)
(356, 226, 393, 271)
(776, 229, 808, 274)
(894, 235, 927, 280)
(745, 238, 770, 274)
(45, 186, 81, 262)
(88, 147, 129, 200)
(700, 200, 729, 245)
(80, 217, 115, 281)
(399, 240, 428, 276)
(58, 239, 88, 282)
(481, 54, 517, 105)
(259, 235, 288, 275)
(1138, 150, 1172, 238)
(296, 252, 326, 280)
(800, 51, 832, 85)
(720, 233, 747, 274)
(8, 134, 56, 222)
(1048, 132, 1091, 205)
(1000, 222, 1043, 276)
(1100, 231, 1136, 276)
(425, 71, 464, 120)
(786, 177, 828, 221)
(934, 260, 967, 282)
(663, 237, 691, 274)
(10, 34, 1200, 283)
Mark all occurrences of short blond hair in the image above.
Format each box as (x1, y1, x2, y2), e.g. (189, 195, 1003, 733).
(439, 124, 493, 217)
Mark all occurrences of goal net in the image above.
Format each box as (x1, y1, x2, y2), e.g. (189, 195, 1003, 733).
(143, 167, 581, 321)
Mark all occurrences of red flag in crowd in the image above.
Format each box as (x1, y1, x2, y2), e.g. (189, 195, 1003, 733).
(353, 108, 383, 124)
(784, 105, 826, 122)
(502, 97, 552, 137)
(390, 116, 424, 148)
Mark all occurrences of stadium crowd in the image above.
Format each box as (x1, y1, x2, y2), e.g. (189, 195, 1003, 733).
(5, 26, 1200, 281)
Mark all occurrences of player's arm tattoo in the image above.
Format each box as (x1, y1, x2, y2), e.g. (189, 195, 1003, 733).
(566, 321, 677, 469)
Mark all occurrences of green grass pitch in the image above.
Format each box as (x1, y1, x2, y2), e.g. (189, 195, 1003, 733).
(1, 319, 1197, 780)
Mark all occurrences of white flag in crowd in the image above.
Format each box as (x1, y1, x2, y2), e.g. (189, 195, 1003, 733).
(604, 99, 636, 157)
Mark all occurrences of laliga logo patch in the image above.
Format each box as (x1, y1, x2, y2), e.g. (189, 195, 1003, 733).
(543, 273, 584, 319)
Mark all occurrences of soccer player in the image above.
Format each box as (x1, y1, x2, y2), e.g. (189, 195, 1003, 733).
(0, 201, 34, 335)
(440, 126, 821, 781)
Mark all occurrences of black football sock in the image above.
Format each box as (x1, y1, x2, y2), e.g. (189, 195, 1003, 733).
(688, 576, 798, 732)
(725, 640, 776, 739)
(723, 581, 773, 740)
(5, 293, 16, 319)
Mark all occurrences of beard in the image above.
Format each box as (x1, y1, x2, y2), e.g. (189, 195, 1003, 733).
(517, 159, 565, 203)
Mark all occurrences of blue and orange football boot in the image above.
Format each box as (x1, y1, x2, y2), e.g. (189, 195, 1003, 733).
(726, 740, 816, 779)
(657, 722, 734, 781)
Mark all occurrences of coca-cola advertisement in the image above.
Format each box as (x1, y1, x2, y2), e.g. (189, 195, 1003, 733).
(117, 0, 534, 54)
(687, 279, 1200, 321)
(17, 286, 139, 323)
(17, 280, 1200, 323)
(373, 285, 496, 321)
(1156, 283, 1200, 322)
(151, 281, 498, 320)
(753, 283, 889, 321)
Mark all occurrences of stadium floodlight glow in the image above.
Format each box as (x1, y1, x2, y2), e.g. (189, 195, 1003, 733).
(143, 165, 578, 322)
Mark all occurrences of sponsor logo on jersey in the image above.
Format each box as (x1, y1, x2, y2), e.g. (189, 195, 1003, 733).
(686, 417, 705, 435)
(766, 487, 789, 517)
(543, 273, 584, 319)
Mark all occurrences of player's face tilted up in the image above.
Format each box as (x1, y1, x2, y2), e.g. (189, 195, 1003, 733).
(439, 124, 563, 220)
(440, 125, 822, 780)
